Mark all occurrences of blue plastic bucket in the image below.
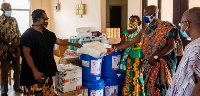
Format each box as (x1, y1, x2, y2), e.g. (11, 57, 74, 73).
(103, 77, 119, 96)
(83, 79, 105, 96)
(102, 50, 121, 78)
(118, 74, 126, 96)
(80, 54, 103, 81)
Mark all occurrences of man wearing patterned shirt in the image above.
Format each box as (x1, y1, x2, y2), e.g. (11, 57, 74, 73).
(0, 3, 22, 96)
(166, 7, 200, 96)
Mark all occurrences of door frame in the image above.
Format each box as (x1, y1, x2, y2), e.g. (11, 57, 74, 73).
(106, 4, 128, 32)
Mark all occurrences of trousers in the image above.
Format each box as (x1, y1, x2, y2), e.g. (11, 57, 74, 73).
(1, 58, 20, 96)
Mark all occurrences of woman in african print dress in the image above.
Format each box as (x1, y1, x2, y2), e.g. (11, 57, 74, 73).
(119, 15, 145, 96)
(120, 15, 141, 74)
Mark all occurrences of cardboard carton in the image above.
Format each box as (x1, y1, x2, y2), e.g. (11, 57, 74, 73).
(59, 87, 88, 96)
(108, 38, 121, 44)
(55, 64, 82, 94)
(59, 56, 81, 67)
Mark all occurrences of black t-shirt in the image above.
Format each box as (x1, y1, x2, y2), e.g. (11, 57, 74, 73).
(20, 28, 57, 86)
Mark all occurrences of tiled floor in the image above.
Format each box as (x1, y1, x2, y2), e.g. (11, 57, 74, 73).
(0, 84, 23, 96)
(0, 76, 56, 96)
(0, 70, 23, 96)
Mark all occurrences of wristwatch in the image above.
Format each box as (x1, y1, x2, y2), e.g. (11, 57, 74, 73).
(9, 42, 12, 45)
(153, 55, 159, 60)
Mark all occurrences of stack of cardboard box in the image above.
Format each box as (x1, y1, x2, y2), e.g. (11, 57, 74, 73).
(106, 28, 121, 44)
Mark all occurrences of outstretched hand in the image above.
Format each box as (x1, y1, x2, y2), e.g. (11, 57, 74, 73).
(73, 43, 82, 48)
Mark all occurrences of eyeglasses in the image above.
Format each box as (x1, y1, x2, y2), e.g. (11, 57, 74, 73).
(144, 12, 156, 17)
(41, 17, 49, 20)
(178, 21, 192, 26)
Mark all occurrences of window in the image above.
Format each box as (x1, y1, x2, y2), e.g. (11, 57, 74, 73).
(3, 0, 30, 34)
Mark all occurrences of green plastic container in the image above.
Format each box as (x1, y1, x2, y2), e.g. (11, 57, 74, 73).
(74, 38, 80, 50)
(69, 36, 75, 50)
(79, 37, 91, 45)
(69, 36, 79, 50)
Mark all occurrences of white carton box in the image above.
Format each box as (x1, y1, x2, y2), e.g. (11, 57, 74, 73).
(55, 64, 82, 94)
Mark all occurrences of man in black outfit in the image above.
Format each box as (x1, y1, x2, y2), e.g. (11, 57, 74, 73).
(20, 9, 81, 95)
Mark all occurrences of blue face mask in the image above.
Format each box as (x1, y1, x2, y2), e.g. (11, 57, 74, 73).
(5, 11, 12, 17)
(143, 16, 153, 23)
(180, 27, 190, 38)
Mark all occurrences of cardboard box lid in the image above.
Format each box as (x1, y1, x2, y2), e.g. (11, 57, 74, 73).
(59, 87, 88, 96)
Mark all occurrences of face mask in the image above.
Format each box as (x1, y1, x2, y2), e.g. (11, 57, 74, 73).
(143, 16, 153, 23)
(180, 26, 190, 39)
(5, 11, 12, 17)
(43, 19, 48, 28)
(129, 22, 138, 29)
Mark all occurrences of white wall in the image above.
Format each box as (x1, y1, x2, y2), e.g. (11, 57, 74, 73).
(101, 0, 106, 33)
(128, 0, 142, 27)
(34, 0, 142, 38)
(30, 0, 52, 27)
(50, 0, 101, 39)
(30, 0, 200, 40)
(189, 0, 200, 8)
(161, 0, 173, 22)
(148, 0, 173, 23)
(148, 0, 158, 6)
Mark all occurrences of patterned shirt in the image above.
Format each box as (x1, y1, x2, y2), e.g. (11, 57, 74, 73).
(0, 15, 21, 59)
(166, 37, 200, 96)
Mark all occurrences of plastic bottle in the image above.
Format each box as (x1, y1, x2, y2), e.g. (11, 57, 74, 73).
(73, 36, 80, 50)
(79, 37, 91, 45)
(114, 89, 118, 96)
(99, 35, 109, 44)
(90, 36, 100, 42)
(69, 36, 75, 50)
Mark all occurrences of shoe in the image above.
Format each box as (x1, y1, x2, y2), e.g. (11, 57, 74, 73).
(1, 94, 8, 96)
(1, 93, 8, 96)
(14, 89, 23, 93)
